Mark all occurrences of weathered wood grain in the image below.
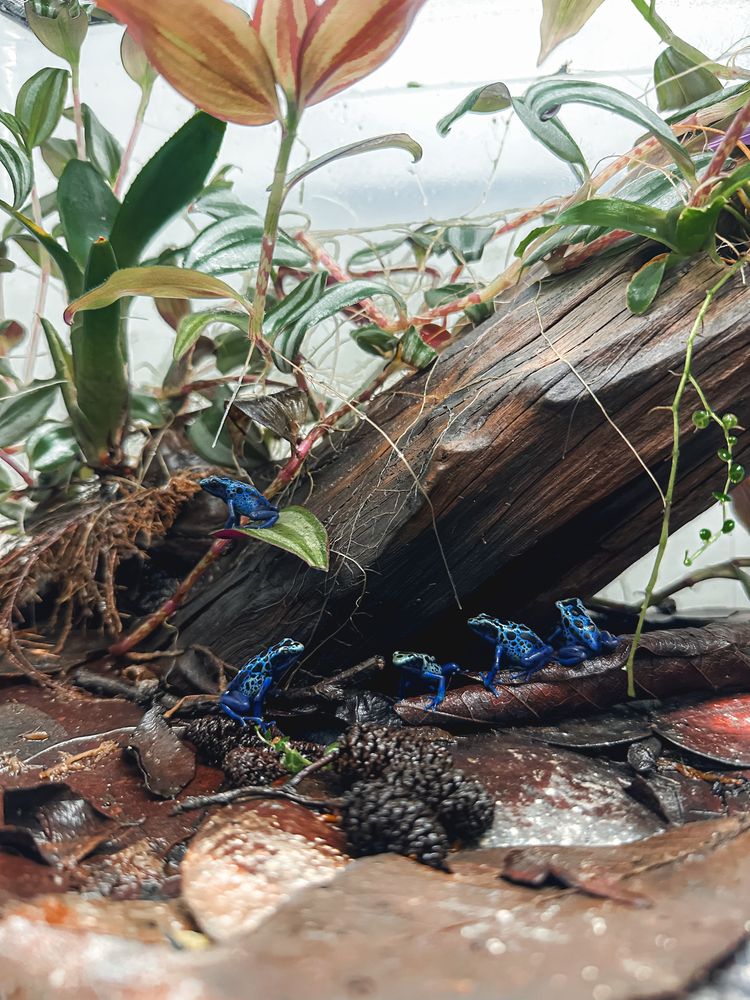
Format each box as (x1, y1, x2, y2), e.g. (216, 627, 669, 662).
(177, 251, 750, 670)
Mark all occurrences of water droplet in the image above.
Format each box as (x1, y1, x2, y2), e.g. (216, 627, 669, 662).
(486, 937, 506, 955)
(582, 966, 599, 982)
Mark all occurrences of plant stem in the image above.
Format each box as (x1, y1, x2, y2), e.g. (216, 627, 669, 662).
(628, 0, 749, 80)
(249, 111, 299, 349)
(114, 83, 152, 198)
(70, 60, 86, 160)
(23, 185, 50, 384)
(623, 259, 745, 696)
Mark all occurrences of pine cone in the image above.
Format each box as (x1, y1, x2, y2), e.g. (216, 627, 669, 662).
(222, 746, 287, 788)
(438, 776, 495, 842)
(341, 779, 449, 869)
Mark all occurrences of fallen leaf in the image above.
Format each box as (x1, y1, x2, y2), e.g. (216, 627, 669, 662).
(397, 620, 750, 728)
(0, 783, 114, 867)
(181, 800, 348, 941)
(127, 707, 196, 798)
(653, 693, 750, 767)
(452, 733, 664, 846)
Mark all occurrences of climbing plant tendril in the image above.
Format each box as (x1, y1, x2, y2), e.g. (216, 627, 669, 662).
(624, 257, 748, 697)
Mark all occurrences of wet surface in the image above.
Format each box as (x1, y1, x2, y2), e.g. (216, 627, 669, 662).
(653, 694, 750, 767)
(452, 733, 664, 847)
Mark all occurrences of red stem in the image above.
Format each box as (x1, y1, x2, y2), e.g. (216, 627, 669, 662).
(0, 449, 33, 488)
(690, 95, 750, 206)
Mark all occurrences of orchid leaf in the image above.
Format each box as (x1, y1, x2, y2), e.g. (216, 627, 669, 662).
(109, 112, 226, 267)
(523, 77, 696, 180)
(626, 253, 671, 314)
(64, 266, 247, 324)
(284, 134, 422, 193)
(437, 82, 511, 136)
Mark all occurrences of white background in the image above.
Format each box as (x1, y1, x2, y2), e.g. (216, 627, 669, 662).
(0, 0, 748, 612)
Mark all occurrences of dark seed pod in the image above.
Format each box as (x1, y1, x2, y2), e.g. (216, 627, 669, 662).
(341, 778, 449, 869)
(334, 723, 439, 781)
(382, 756, 459, 810)
(183, 716, 245, 766)
(438, 777, 495, 842)
(222, 746, 287, 788)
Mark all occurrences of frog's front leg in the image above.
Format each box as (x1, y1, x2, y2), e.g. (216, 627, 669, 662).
(481, 642, 505, 694)
(223, 498, 239, 530)
(594, 630, 620, 655)
(426, 674, 449, 710)
(250, 675, 275, 723)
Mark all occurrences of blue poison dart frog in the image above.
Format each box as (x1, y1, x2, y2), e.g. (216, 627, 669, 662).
(220, 638, 304, 728)
(392, 651, 460, 710)
(467, 614, 554, 691)
(200, 475, 280, 530)
(548, 597, 620, 666)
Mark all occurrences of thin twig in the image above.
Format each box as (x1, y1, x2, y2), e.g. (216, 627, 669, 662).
(284, 749, 338, 789)
(172, 785, 336, 814)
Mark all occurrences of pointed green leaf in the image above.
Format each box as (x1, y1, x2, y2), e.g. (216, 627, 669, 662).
(0, 112, 29, 148)
(443, 225, 495, 263)
(58, 160, 120, 267)
(41, 136, 77, 177)
(284, 134, 422, 193)
(71, 239, 127, 463)
(437, 82, 512, 136)
(110, 112, 226, 267)
(183, 215, 308, 274)
(347, 237, 407, 271)
(216, 506, 329, 571)
(350, 324, 399, 358)
(0, 200, 82, 297)
(555, 198, 680, 249)
(15, 68, 69, 148)
(654, 47, 722, 112)
(40, 317, 76, 416)
(626, 253, 671, 314)
(523, 77, 695, 180)
(173, 308, 249, 360)
(272, 279, 405, 374)
(512, 95, 587, 181)
(63, 104, 122, 184)
(27, 422, 80, 471)
(264, 272, 328, 338)
(0, 140, 32, 209)
(538, 0, 606, 64)
(64, 265, 248, 324)
(0, 380, 59, 448)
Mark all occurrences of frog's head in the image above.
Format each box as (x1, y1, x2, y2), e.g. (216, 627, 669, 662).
(199, 475, 231, 499)
(392, 650, 427, 670)
(267, 637, 304, 674)
(467, 613, 501, 641)
(556, 598, 591, 626)
(556, 597, 597, 642)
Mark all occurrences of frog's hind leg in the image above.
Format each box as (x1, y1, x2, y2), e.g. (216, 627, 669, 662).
(598, 630, 620, 653)
(249, 509, 280, 529)
(554, 644, 588, 666)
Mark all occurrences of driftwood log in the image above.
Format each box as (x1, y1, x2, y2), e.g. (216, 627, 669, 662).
(177, 251, 750, 670)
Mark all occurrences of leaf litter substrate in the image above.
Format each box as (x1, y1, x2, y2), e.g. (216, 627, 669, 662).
(2, 677, 750, 998)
